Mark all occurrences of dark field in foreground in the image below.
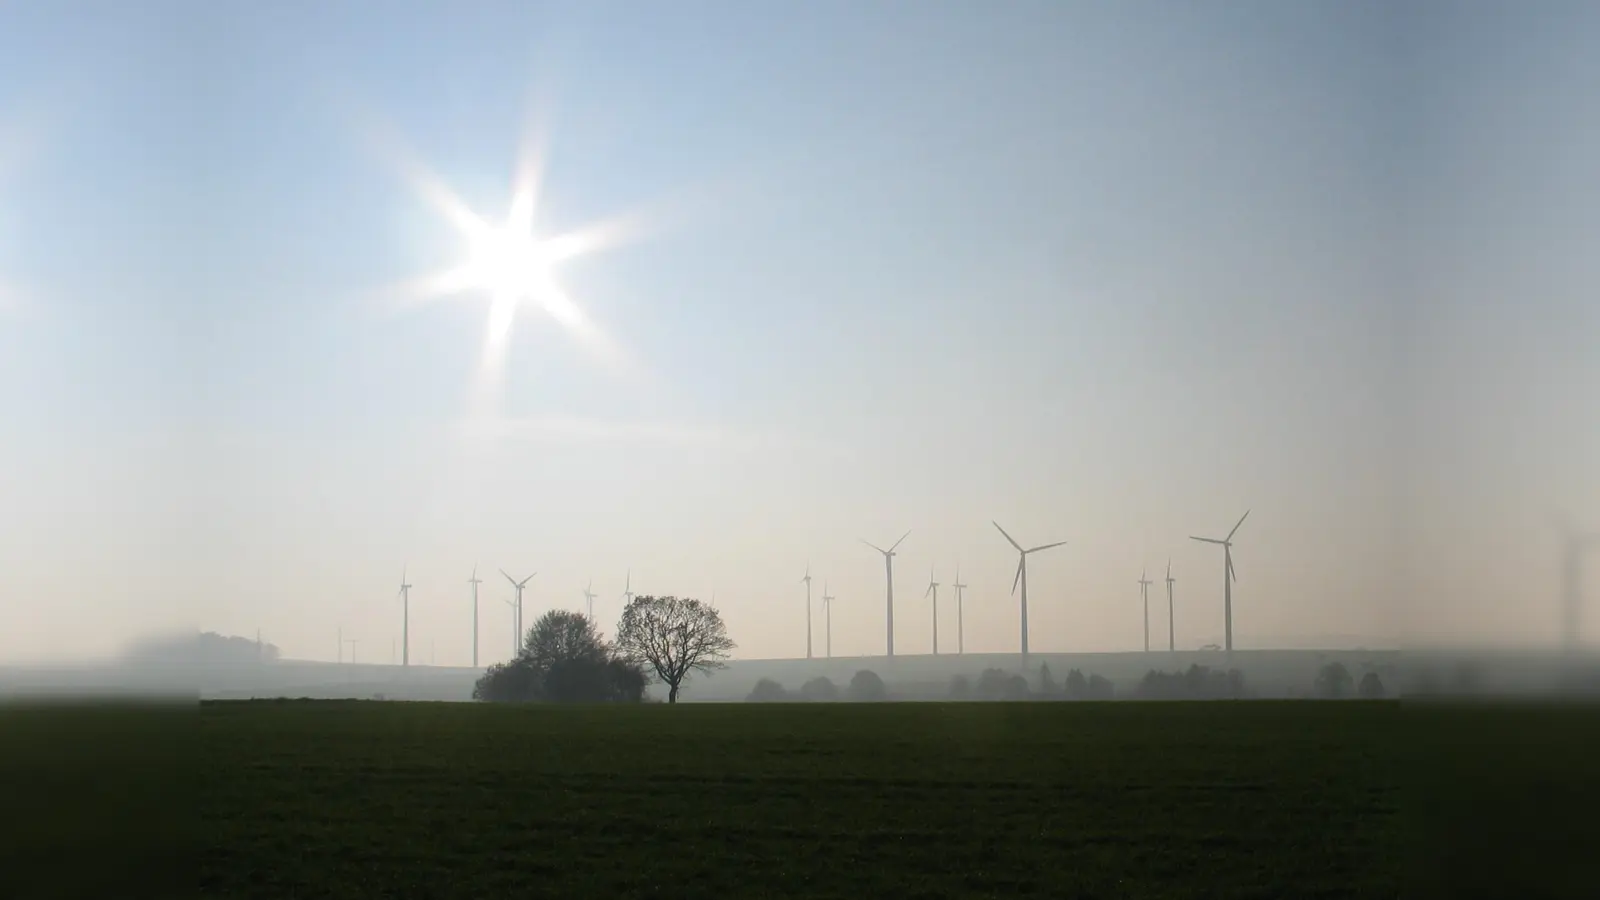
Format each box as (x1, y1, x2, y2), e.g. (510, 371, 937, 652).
(198, 701, 1408, 898)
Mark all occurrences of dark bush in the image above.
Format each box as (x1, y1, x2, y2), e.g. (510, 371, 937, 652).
(799, 676, 840, 702)
(473, 610, 645, 703)
(1135, 665, 1244, 700)
(746, 678, 789, 702)
(1358, 671, 1386, 699)
(948, 674, 972, 701)
(1315, 662, 1354, 699)
(848, 670, 888, 702)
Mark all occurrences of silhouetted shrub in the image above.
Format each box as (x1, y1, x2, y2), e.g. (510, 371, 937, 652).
(1135, 664, 1243, 700)
(472, 660, 541, 702)
(799, 676, 840, 702)
(473, 610, 645, 703)
(1358, 671, 1386, 699)
(1038, 664, 1058, 698)
(948, 674, 972, 701)
(1004, 674, 1031, 700)
(746, 678, 789, 702)
(848, 670, 888, 702)
(1315, 662, 1354, 699)
(544, 657, 648, 703)
(975, 668, 1014, 701)
(1060, 668, 1114, 700)
(1064, 668, 1088, 699)
(1086, 674, 1115, 700)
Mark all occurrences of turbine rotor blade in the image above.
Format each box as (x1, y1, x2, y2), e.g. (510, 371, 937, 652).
(1227, 552, 1238, 582)
(1011, 558, 1024, 594)
(861, 539, 886, 554)
(1027, 540, 1067, 554)
(1228, 509, 1251, 541)
(500, 569, 516, 586)
(992, 521, 1023, 552)
(890, 530, 912, 553)
(1190, 536, 1225, 545)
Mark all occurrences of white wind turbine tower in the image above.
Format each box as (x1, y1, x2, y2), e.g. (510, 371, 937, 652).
(800, 564, 814, 659)
(397, 566, 413, 668)
(1139, 568, 1153, 653)
(1190, 510, 1250, 658)
(861, 530, 911, 657)
(468, 565, 483, 668)
(953, 567, 968, 655)
(821, 583, 835, 658)
(500, 594, 518, 657)
(1555, 515, 1598, 654)
(501, 569, 535, 656)
(583, 579, 598, 621)
(1165, 559, 1177, 653)
(925, 566, 941, 655)
(992, 522, 1067, 660)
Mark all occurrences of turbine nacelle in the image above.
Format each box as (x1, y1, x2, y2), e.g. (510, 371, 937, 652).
(861, 530, 912, 559)
(1190, 510, 1248, 583)
(501, 569, 536, 590)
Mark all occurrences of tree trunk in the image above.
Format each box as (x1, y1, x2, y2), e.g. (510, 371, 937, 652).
(668, 682, 680, 704)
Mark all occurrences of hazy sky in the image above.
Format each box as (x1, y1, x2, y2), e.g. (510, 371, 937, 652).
(0, 1, 1595, 665)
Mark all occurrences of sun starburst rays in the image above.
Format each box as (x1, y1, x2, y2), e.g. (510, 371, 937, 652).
(371, 135, 641, 399)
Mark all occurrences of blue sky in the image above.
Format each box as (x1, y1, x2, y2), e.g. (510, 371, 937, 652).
(0, 2, 1595, 665)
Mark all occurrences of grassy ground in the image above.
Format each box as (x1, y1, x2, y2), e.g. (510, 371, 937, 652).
(197, 700, 1404, 899)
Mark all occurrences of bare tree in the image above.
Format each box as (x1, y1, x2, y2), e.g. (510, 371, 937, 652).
(615, 595, 736, 703)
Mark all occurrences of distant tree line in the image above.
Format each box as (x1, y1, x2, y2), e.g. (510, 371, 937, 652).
(744, 665, 1122, 703)
(474, 595, 734, 704)
(1312, 661, 1386, 699)
(1134, 664, 1249, 700)
(122, 631, 280, 666)
(746, 670, 887, 702)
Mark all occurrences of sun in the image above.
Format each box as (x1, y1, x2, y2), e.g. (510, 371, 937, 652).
(457, 218, 563, 343)
(361, 108, 657, 425)
(463, 223, 551, 303)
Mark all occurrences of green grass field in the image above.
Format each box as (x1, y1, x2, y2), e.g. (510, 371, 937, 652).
(198, 700, 1406, 898)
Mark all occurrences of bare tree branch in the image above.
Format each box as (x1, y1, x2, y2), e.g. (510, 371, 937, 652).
(615, 595, 736, 703)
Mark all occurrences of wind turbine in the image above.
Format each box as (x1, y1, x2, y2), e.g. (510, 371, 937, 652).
(992, 522, 1067, 659)
(800, 564, 813, 659)
(1190, 509, 1250, 658)
(925, 566, 941, 655)
(1138, 569, 1154, 653)
(583, 578, 598, 621)
(861, 530, 911, 657)
(621, 569, 635, 609)
(1555, 516, 1598, 653)
(397, 567, 412, 668)
(821, 583, 835, 658)
(1165, 559, 1177, 653)
(953, 567, 968, 655)
(468, 565, 483, 668)
(501, 569, 535, 656)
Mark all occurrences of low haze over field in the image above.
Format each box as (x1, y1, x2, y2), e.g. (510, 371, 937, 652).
(0, 2, 1596, 665)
